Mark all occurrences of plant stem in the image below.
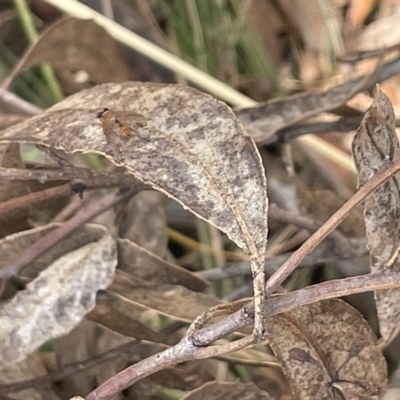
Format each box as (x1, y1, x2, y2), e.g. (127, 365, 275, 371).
(13, 0, 64, 103)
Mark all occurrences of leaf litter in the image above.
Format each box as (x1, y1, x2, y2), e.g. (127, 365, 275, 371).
(0, 81, 269, 339)
(3, 3, 400, 399)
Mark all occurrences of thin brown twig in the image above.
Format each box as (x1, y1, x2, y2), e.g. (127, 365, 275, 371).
(0, 183, 72, 215)
(194, 159, 400, 344)
(268, 203, 355, 258)
(51, 195, 85, 223)
(0, 167, 95, 181)
(196, 237, 367, 282)
(0, 167, 138, 185)
(0, 114, 27, 129)
(0, 187, 137, 279)
(0, 175, 142, 216)
(265, 271, 400, 316)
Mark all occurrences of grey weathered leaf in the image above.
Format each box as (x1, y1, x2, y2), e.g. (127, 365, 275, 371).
(352, 86, 400, 344)
(181, 381, 274, 400)
(3, 17, 131, 90)
(266, 299, 386, 400)
(0, 222, 207, 344)
(0, 234, 117, 368)
(0, 82, 268, 335)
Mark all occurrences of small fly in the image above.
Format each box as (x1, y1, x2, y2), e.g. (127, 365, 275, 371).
(96, 108, 147, 144)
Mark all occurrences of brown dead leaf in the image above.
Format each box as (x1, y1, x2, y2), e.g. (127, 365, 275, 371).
(0, 143, 31, 237)
(352, 86, 400, 344)
(0, 82, 268, 336)
(88, 288, 179, 345)
(181, 381, 274, 400)
(117, 238, 208, 292)
(0, 234, 117, 368)
(118, 191, 167, 257)
(105, 269, 220, 322)
(266, 299, 386, 400)
(3, 17, 131, 89)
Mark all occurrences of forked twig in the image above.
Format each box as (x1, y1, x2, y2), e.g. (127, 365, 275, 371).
(0, 183, 72, 215)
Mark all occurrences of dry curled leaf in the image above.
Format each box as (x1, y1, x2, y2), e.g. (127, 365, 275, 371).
(234, 73, 375, 143)
(0, 82, 268, 337)
(0, 234, 117, 368)
(266, 299, 386, 400)
(234, 82, 357, 143)
(352, 86, 400, 344)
